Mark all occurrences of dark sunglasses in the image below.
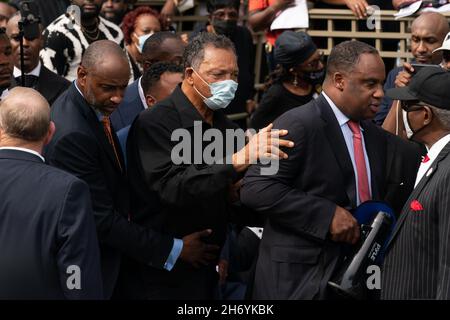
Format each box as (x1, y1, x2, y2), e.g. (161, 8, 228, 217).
(401, 100, 429, 111)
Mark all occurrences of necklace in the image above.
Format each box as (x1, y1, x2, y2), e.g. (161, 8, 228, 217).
(81, 19, 100, 42)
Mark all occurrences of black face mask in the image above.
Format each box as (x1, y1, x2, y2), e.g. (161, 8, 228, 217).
(302, 69, 325, 86)
(212, 19, 237, 37)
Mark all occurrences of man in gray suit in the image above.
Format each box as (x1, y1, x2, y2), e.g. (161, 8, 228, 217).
(382, 67, 450, 299)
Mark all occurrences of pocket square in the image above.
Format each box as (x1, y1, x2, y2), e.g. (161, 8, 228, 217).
(410, 199, 424, 211)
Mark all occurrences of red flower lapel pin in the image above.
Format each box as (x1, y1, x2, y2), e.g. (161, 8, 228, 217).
(410, 199, 424, 211)
(422, 154, 430, 163)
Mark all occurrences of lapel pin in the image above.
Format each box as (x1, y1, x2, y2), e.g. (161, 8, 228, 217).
(426, 167, 434, 177)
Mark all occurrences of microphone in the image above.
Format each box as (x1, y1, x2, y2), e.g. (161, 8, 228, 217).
(65, 5, 81, 30)
(19, 1, 40, 40)
(327, 202, 397, 300)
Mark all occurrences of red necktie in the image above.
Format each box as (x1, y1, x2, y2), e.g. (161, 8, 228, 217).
(101, 116, 123, 173)
(422, 154, 430, 163)
(347, 120, 371, 203)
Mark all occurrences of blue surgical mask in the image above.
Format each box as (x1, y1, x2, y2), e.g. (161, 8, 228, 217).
(134, 32, 154, 53)
(192, 68, 238, 110)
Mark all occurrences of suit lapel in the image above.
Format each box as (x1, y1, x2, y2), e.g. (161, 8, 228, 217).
(317, 95, 357, 208)
(361, 121, 386, 200)
(36, 67, 56, 103)
(115, 80, 144, 129)
(70, 85, 124, 174)
(387, 141, 450, 248)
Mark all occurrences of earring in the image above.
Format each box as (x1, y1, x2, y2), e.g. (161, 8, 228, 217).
(292, 73, 298, 87)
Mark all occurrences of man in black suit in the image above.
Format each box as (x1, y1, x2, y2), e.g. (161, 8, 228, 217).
(240, 40, 421, 300)
(382, 68, 450, 299)
(45, 40, 215, 299)
(110, 31, 185, 131)
(6, 12, 70, 105)
(126, 32, 293, 299)
(0, 87, 102, 299)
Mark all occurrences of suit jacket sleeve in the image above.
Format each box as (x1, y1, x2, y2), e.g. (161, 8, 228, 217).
(48, 131, 174, 269)
(135, 114, 239, 207)
(56, 178, 104, 300)
(437, 168, 450, 299)
(241, 115, 336, 241)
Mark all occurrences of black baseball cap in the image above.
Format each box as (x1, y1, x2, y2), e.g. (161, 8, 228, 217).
(386, 66, 450, 111)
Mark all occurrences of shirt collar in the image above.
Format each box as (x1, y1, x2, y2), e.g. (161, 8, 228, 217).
(172, 85, 232, 130)
(0, 147, 45, 162)
(73, 81, 104, 121)
(322, 91, 364, 131)
(13, 61, 41, 78)
(138, 76, 148, 110)
(1, 88, 9, 100)
(322, 91, 350, 127)
(426, 133, 450, 161)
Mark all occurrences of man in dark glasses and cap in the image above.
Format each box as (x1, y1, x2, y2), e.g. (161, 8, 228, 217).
(382, 67, 450, 300)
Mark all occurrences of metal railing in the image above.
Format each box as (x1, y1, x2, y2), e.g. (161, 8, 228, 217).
(133, 5, 450, 121)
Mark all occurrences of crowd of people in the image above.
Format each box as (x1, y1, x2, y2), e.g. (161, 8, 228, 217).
(1, 0, 450, 301)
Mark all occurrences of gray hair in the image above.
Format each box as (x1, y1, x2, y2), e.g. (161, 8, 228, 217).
(183, 32, 236, 69)
(430, 105, 450, 129)
(0, 87, 50, 141)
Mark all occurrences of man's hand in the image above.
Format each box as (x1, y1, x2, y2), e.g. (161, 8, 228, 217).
(160, 0, 177, 29)
(329, 206, 360, 244)
(232, 123, 294, 173)
(344, 0, 369, 19)
(395, 62, 415, 88)
(393, 0, 414, 10)
(180, 229, 220, 268)
(246, 99, 257, 115)
(272, 0, 295, 12)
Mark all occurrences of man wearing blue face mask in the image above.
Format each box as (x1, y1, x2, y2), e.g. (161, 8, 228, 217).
(190, 0, 257, 129)
(126, 32, 294, 299)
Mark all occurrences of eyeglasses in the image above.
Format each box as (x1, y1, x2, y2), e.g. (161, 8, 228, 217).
(401, 101, 429, 111)
(212, 9, 239, 20)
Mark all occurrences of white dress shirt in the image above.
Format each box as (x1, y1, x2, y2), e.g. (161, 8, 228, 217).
(137, 76, 148, 110)
(13, 61, 42, 78)
(414, 133, 450, 188)
(322, 92, 372, 205)
(0, 147, 45, 162)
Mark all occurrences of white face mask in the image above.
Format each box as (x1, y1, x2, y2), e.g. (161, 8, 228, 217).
(402, 110, 414, 139)
(134, 32, 154, 53)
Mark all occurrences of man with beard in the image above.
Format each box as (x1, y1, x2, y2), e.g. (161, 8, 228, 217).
(0, 27, 14, 100)
(45, 40, 218, 299)
(41, 0, 124, 81)
(101, 0, 129, 26)
(110, 31, 185, 131)
(6, 13, 70, 105)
